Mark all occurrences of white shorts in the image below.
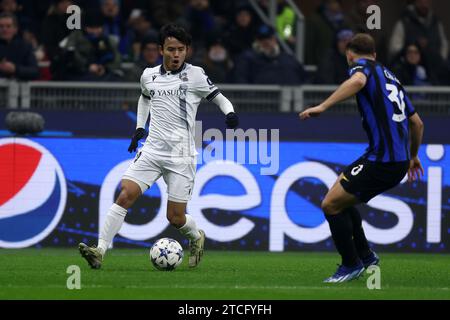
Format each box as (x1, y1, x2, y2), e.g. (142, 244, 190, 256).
(123, 151, 196, 203)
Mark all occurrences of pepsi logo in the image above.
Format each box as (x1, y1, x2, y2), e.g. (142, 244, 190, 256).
(0, 138, 67, 248)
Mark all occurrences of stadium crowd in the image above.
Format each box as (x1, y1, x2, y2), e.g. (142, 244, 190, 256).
(0, 0, 449, 85)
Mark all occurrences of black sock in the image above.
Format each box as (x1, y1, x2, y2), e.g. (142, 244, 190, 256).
(344, 206, 372, 259)
(325, 212, 360, 267)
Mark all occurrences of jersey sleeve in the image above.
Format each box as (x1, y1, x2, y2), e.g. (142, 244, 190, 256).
(192, 68, 220, 101)
(348, 64, 371, 78)
(403, 92, 416, 117)
(140, 73, 152, 100)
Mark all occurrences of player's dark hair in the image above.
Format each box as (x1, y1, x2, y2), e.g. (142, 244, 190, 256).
(346, 33, 376, 55)
(159, 24, 192, 47)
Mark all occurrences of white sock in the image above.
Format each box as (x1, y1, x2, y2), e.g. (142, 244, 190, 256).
(178, 214, 201, 241)
(97, 204, 127, 255)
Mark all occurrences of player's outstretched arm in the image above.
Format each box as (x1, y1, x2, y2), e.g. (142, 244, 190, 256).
(299, 72, 367, 120)
(408, 113, 424, 182)
(211, 93, 239, 129)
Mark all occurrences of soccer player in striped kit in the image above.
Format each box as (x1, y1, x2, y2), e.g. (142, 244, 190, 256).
(300, 33, 424, 283)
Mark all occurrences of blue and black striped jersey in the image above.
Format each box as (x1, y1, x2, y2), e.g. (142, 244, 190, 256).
(348, 58, 416, 163)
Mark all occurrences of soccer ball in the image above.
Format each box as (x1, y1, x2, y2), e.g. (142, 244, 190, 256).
(149, 238, 184, 271)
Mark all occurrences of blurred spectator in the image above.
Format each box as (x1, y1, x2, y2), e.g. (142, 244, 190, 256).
(58, 11, 122, 81)
(20, 0, 54, 26)
(316, 29, 353, 84)
(276, 0, 296, 48)
(257, 0, 297, 45)
(101, 0, 131, 59)
(41, 0, 73, 58)
(224, 4, 257, 59)
(0, 12, 39, 80)
(179, 0, 217, 50)
(208, 0, 238, 30)
(148, 0, 184, 30)
(186, 41, 205, 67)
(305, 0, 349, 66)
(202, 37, 232, 83)
(345, 0, 386, 62)
(392, 42, 438, 86)
(119, 0, 147, 22)
(0, 0, 34, 31)
(389, 0, 448, 64)
(22, 29, 50, 80)
(73, 0, 101, 11)
(139, 35, 160, 67)
(0, 0, 18, 14)
(233, 25, 306, 84)
(124, 34, 161, 82)
(1, 0, 17, 12)
(127, 10, 157, 62)
(345, 0, 372, 31)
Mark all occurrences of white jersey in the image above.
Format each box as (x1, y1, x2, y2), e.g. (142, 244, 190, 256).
(140, 63, 219, 157)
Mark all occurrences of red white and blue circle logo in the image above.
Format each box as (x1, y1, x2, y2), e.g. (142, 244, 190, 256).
(0, 138, 67, 248)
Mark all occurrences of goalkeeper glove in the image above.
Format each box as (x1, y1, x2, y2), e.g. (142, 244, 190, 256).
(225, 112, 239, 129)
(128, 128, 147, 153)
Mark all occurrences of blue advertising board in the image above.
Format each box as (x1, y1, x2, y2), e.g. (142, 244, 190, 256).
(1, 136, 448, 252)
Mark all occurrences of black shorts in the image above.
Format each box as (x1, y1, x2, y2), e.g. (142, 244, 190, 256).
(340, 156, 409, 203)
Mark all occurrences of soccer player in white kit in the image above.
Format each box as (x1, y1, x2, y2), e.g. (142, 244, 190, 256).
(79, 24, 239, 269)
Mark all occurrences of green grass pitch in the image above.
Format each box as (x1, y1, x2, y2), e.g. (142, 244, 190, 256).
(0, 249, 449, 300)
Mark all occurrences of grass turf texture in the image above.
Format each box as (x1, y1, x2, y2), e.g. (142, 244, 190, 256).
(0, 249, 449, 300)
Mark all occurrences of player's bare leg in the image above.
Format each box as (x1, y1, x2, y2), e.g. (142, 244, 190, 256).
(322, 174, 360, 215)
(324, 173, 378, 265)
(167, 200, 205, 268)
(79, 179, 142, 269)
(322, 174, 365, 282)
